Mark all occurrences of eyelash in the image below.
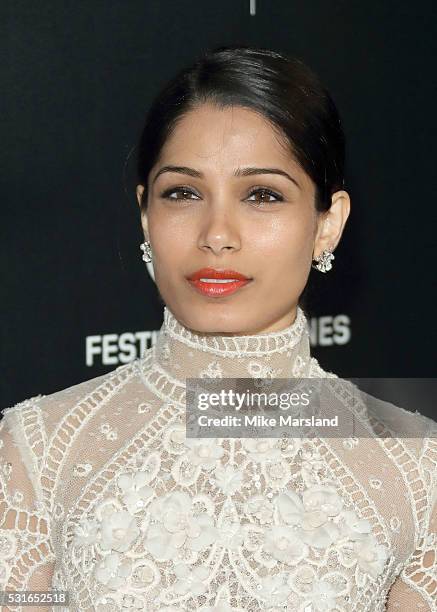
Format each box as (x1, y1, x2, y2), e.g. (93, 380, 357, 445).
(160, 186, 284, 205)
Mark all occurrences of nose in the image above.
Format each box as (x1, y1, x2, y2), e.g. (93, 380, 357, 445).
(197, 207, 241, 256)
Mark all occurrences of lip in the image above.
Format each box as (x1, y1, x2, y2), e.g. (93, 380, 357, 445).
(187, 268, 251, 281)
(186, 268, 253, 298)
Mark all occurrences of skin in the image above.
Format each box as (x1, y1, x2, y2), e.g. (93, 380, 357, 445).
(136, 103, 350, 336)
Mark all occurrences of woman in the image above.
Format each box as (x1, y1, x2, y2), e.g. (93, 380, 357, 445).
(1, 45, 435, 611)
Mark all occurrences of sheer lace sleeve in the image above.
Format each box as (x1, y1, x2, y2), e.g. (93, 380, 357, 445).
(0, 397, 55, 611)
(387, 437, 437, 611)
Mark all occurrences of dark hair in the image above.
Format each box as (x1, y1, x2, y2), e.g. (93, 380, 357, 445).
(136, 44, 345, 213)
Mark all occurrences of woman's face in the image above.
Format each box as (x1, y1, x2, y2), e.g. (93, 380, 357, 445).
(137, 103, 348, 334)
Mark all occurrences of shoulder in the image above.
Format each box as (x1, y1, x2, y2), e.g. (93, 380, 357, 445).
(308, 363, 437, 441)
(1, 360, 140, 448)
(308, 356, 338, 378)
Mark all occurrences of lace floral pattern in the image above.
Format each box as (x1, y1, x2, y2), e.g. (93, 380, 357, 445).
(66, 429, 396, 610)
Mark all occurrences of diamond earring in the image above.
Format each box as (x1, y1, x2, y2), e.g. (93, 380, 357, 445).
(312, 248, 335, 273)
(140, 240, 153, 263)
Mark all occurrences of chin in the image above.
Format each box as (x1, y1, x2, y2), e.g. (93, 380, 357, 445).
(177, 304, 251, 335)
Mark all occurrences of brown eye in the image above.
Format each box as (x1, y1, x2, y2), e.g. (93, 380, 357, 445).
(161, 187, 200, 201)
(246, 188, 283, 205)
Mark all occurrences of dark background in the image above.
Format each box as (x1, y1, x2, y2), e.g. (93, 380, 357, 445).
(2, 1, 436, 414)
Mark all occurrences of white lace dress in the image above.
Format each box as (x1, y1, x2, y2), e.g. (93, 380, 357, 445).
(1, 306, 436, 611)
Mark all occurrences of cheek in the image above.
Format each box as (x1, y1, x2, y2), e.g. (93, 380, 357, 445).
(148, 213, 191, 266)
(252, 214, 314, 269)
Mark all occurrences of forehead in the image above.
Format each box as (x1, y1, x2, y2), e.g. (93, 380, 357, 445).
(155, 103, 307, 180)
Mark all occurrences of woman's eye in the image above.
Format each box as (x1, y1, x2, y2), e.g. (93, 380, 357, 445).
(161, 187, 200, 201)
(160, 186, 283, 205)
(246, 188, 283, 205)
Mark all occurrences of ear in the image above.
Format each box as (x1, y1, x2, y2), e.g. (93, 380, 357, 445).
(136, 184, 149, 236)
(313, 190, 351, 258)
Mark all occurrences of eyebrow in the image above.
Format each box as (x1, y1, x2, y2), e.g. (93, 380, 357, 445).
(152, 165, 301, 189)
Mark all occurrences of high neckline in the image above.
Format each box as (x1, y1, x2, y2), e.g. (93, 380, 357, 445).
(150, 305, 314, 381)
(162, 305, 309, 358)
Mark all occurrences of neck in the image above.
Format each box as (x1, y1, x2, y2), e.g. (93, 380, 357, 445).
(153, 305, 313, 380)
